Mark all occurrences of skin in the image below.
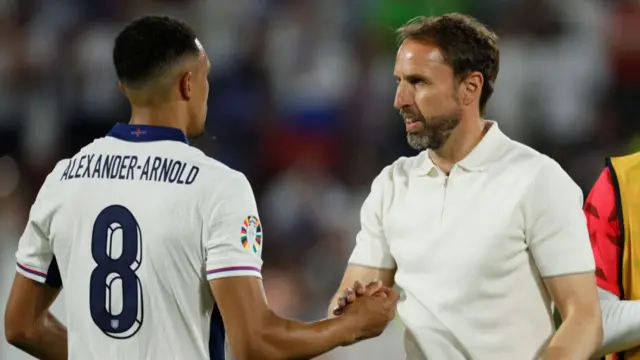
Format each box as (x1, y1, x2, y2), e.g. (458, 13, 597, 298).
(122, 38, 210, 138)
(330, 39, 603, 360)
(4, 277, 67, 360)
(5, 38, 403, 360)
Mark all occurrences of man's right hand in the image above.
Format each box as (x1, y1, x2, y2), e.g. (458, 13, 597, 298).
(333, 280, 386, 316)
(340, 286, 399, 346)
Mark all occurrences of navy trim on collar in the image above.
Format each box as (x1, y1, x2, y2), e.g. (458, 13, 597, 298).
(107, 123, 189, 144)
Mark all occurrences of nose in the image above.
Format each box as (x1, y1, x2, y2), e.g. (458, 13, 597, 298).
(394, 82, 413, 110)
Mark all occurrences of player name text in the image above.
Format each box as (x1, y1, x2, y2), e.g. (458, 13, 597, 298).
(60, 154, 200, 185)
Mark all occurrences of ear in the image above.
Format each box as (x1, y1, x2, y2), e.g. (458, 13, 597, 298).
(179, 71, 193, 100)
(118, 81, 126, 94)
(462, 72, 483, 107)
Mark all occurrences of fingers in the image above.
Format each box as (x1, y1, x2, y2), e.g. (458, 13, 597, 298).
(347, 288, 359, 304)
(353, 280, 366, 296)
(363, 280, 383, 296)
(333, 285, 359, 316)
(379, 289, 400, 310)
(335, 280, 385, 316)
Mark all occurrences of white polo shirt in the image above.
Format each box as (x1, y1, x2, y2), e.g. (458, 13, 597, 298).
(349, 122, 595, 360)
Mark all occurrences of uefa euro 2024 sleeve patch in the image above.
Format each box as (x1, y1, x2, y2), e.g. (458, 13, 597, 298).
(241, 215, 262, 254)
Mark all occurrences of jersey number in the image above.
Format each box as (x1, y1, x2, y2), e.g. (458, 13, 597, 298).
(89, 205, 143, 339)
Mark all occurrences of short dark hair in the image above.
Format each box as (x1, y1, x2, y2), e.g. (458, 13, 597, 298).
(397, 13, 499, 113)
(113, 15, 200, 87)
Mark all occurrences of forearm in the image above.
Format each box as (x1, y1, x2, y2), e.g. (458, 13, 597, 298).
(542, 312, 602, 360)
(257, 315, 354, 360)
(593, 288, 640, 358)
(10, 312, 67, 360)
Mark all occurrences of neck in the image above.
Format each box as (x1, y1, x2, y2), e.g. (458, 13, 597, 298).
(129, 104, 188, 135)
(430, 115, 487, 174)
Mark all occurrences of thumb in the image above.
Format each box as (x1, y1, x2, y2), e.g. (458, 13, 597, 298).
(384, 290, 400, 307)
(364, 280, 383, 296)
(375, 286, 393, 297)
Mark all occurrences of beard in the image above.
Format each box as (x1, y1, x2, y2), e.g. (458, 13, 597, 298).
(401, 106, 462, 151)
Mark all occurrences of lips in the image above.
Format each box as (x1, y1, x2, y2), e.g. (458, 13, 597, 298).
(404, 118, 423, 132)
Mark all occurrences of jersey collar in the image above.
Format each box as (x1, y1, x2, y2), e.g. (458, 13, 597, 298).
(456, 121, 506, 171)
(107, 123, 189, 144)
(412, 120, 506, 176)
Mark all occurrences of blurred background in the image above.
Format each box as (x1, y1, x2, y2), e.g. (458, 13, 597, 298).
(0, 0, 639, 358)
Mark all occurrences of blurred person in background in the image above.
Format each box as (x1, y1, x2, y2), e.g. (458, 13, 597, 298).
(330, 13, 602, 360)
(3, 15, 399, 360)
(586, 151, 640, 360)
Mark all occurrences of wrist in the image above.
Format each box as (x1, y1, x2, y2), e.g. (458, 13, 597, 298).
(331, 313, 359, 346)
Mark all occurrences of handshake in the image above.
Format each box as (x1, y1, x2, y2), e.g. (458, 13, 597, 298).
(330, 280, 400, 346)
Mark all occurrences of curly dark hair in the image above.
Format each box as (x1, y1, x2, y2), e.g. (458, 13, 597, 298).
(397, 13, 500, 113)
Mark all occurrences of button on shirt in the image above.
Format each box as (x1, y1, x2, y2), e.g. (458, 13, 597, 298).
(348, 122, 595, 360)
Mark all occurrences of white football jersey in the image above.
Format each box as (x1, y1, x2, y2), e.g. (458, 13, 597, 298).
(15, 124, 264, 360)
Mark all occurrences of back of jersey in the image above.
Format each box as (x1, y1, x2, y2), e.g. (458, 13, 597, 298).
(15, 124, 264, 360)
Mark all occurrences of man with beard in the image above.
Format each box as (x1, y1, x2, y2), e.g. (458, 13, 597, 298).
(328, 13, 602, 360)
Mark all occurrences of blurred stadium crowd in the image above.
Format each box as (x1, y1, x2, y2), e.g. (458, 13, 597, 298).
(1, 0, 639, 358)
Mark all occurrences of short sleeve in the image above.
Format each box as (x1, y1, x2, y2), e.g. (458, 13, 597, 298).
(205, 173, 263, 281)
(348, 167, 396, 269)
(584, 168, 621, 297)
(15, 166, 63, 287)
(524, 160, 595, 277)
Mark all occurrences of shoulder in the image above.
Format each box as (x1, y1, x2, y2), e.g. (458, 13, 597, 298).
(374, 152, 427, 185)
(501, 138, 554, 172)
(41, 158, 73, 191)
(184, 148, 255, 202)
(189, 148, 249, 185)
(502, 139, 576, 187)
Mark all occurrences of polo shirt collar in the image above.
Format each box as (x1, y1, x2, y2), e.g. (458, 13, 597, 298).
(413, 121, 506, 176)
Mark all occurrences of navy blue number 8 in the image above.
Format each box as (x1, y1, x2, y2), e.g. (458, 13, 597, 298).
(89, 205, 143, 339)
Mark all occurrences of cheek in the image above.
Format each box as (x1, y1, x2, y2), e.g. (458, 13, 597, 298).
(416, 88, 455, 112)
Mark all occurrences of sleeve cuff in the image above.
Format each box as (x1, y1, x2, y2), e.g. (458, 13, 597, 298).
(537, 262, 595, 278)
(348, 260, 396, 270)
(206, 266, 262, 281)
(348, 249, 396, 270)
(16, 263, 48, 284)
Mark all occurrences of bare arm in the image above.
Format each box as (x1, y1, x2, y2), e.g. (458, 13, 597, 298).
(210, 276, 396, 360)
(201, 175, 398, 359)
(328, 264, 396, 318)
(4, 273, 67, 360)
(541, 273, 603, 360)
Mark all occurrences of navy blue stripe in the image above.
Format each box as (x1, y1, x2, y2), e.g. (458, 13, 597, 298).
(107, 124, 188, 144)
(44, 256, 62, 288)
(209, 304, 225, 360)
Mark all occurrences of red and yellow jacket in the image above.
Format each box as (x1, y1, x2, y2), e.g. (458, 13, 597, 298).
(587, 152, 640, 360)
